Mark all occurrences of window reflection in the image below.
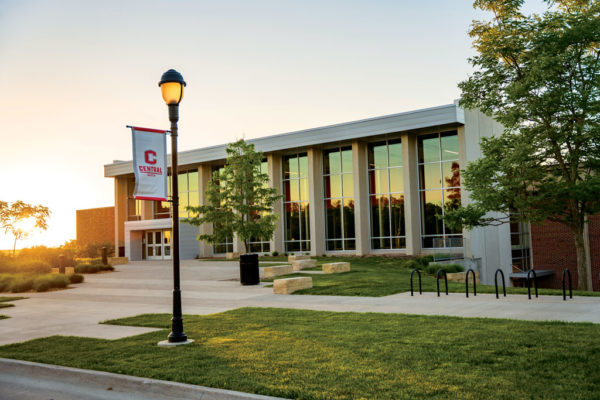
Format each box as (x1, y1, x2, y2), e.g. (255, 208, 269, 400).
(283, 153, 310, 252)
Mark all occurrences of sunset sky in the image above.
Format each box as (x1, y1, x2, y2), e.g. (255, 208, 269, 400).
(0, 0, 547, 250)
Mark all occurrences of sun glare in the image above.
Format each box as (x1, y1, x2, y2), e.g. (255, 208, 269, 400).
(14, 218, 37, 234)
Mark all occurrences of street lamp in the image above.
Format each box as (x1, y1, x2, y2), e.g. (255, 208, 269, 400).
(158, 69, 191, 346)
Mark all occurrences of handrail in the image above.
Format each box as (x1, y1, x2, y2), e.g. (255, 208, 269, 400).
(410, 269, 422, 296)
(436, 269, 448, 297)
(527, 269, 538, 299)
(562, 268, 572, 301)
(494, 269, 506, 299)
(465, 269, 477, 298)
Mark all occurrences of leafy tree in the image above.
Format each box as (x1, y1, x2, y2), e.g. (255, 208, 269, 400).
(185, 140, 281, 253)
(0, 201, 51, 255)
(445, 0, 600, 290)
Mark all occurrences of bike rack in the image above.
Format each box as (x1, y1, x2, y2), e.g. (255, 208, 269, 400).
(494, 269, 506, 299)
(410, 269, 422, 296)
(527, 269, 538, 299)
(436, 269, 448, 297)
(465, 269, 477, 298)
(562, 268, 572, 301)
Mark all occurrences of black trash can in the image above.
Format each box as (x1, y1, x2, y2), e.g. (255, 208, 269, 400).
(239, 253, 259, 285)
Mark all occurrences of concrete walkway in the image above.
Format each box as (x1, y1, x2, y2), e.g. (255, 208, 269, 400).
(1, 260, 600, 346)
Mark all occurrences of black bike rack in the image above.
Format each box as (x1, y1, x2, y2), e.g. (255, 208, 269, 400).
(527, 269, 538, 299)
(436, 269, 448, 297)
(562, 268, 573, 301)
(465, 268, 477, 298)
(410, 269, 422, 296)
(494, 269, 506, 299)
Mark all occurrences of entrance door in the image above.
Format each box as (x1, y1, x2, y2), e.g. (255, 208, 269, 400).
(146, 230, 172, 260)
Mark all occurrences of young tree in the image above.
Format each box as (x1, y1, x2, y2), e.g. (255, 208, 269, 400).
(185, 140, 281, 253)
(445, 0, 600, 290)
(0, 201, 51, 255)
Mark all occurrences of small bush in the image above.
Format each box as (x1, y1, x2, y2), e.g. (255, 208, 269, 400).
(98, 265, 114, 272)
(74, 264, 100, 274)
(272, 251, 279, 257)
(33, 281, 50, 292)
(0, 259, 52, 274)
(0, 274, 16, 292)
(69, 274, 84, 284)
(415, 255, 434, 267)
(11, 276, 34, 293)
(404, 260, 422, 270)
(424, 263, 465, 275)
(33, 274, 69, 292)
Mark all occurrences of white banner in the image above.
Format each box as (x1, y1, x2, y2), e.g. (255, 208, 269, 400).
(130, 126, 168, 201)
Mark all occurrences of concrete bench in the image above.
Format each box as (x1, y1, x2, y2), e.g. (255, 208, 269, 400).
(263, 265, 293, 278)
(288, 254, 311, 262)
(273, 277, 312, 294)
(292, 259, 317, 271)
(108, 257, 128, 265)
(322, 262, 350, 274)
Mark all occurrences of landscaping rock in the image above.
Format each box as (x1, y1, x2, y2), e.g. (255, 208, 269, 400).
(273, 277, 312, 294)
(288, 254, 311, 262)
(107, 257, 128, 265)
(263, 265, 293, 278)
(292, 259, 317, 271)
(226, 252, 242, 260)
(322, 262, 350, 274)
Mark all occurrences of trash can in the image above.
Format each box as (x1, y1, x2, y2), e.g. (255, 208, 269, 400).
(239, 253, 259, 285)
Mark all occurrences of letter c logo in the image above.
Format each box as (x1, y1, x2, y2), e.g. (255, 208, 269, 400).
(145, 150, 157, 164)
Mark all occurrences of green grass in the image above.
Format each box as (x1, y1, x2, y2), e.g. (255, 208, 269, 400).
(1, 308, 599, 399)
(0, 296, 26, 319)
(262, 256, 600, 297)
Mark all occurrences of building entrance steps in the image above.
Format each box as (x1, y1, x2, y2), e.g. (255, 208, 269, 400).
(1, 260, 599, 346)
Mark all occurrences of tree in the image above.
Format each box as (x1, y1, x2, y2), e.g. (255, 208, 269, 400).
(0, 201, 51, 255)
(185, 140, 282, 253)
(445, 0, 600, 290)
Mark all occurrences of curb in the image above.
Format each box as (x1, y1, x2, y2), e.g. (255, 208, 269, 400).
(0, 358, 288, 400)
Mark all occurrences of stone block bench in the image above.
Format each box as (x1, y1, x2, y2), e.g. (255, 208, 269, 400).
(263, 265, 293, 278)
(288, 254, 311, 262)
(292, 259, 317, 271)
(322, 262, 351, 274)
(273, 277, 313, 294)
(108, 257, 128, 265)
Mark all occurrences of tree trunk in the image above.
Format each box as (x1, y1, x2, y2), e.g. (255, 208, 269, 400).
(573, 224, 591, 291)
(12, 237, 17, 256)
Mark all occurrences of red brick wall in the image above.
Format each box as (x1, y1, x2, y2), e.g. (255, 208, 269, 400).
(76, 207, 115, 247)
(531, 216, 600, 291)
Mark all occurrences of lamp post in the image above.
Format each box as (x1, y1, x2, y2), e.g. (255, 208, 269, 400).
(158, 69, 190, 345)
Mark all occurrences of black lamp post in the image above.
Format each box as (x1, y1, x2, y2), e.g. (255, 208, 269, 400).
(158, 69, 190, 345)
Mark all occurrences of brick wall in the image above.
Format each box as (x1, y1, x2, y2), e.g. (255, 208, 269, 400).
(531, 215, 599, 291)
(76, 207, 115, 247)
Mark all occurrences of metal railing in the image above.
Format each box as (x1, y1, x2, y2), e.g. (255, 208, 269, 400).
(410, 269, 422, 296)
(527, 269, 538, 299)
(465, 269, 477, 298)
(562, 268, 573, 301)
(495, 269, 506, 299)
(436, 269, 448, 297)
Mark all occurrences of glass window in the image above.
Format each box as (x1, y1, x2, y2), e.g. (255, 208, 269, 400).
(283, 153, 310, 252)
(367, 140, 405, 250)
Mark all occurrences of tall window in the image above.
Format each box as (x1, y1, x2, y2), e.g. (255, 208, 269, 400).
(153, 170, 198, 219)
(211, 165, 234, 254)
(323, 147, 355, 251)
(283, 153, 310, 252)
(368, 139, 405, 249)
(510, 214, 531, 271)
(127, 177, 141, 221)
(248, 160, 271, 253)
(418, 131, 462, 248)
(154, 175, 171, 219)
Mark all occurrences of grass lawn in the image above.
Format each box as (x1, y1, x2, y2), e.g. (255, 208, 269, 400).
(0, 308, 599, 399)
(261, 256, 600, 297)
(0, 296, 26, 319)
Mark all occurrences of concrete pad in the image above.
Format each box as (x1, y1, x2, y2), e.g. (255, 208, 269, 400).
(292, 259, 317, 271)
(322, 262, 350, 274)
(263, 265, 293, 278)
(273, 277, 312, 294)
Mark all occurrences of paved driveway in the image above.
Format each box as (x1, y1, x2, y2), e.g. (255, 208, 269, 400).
(1, 260, 600, 346)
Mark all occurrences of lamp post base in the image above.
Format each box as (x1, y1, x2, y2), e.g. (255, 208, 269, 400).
(157, 339, 194, 347)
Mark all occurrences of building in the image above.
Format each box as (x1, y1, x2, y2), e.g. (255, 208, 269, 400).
(104, 103, 516, 285)
(76, 206, 115, 247)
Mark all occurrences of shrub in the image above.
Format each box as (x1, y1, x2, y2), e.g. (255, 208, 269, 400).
(15, 260, 52, 274)
(404, 260, 422, 270)
(74, 264, 99, 274)
(272, 251, 279, 257)
(32, 274, 69, 292)
(98, 265, 114, 272)
(0, 274, 15, 292)
(33, 281, 50, 292)
(11, 276, 34, 293)
(424, 263, 465, 275)
(415, 255, 434, 267)
(69, 274, 84, 284)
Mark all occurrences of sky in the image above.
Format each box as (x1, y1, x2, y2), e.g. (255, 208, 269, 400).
(0, 0, 548, 250)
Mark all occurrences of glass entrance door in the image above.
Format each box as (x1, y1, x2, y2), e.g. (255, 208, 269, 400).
(146, 230, 172, 260)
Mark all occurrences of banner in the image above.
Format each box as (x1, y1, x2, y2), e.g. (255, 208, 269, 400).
(130, 126, 168, 201)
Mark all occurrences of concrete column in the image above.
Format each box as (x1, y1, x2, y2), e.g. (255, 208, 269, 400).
(140, 200, 153, 220)
(114, 176, 128, 256)
(268, 153, 284, 254)
(352, 141, 369, 255)
(232, 234, 245, 254)
(197, 165, 213, 257)
(402, 134, 420, 255)
(307, 147, 324, 256)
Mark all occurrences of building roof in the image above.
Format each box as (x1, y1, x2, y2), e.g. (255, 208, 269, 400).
(104, 103, 464, 177)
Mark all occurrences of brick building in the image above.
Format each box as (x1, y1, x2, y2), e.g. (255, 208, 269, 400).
(76, 207, 115, 247)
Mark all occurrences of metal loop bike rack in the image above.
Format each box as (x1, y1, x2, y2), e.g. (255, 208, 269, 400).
(527, 269, 538, 299)
(562, 268, 572, 301)
(465, 269, 477, 298)
(436, 269, 448, 297)
(494, 269, 506, 299)
(410, 269, 422, 296)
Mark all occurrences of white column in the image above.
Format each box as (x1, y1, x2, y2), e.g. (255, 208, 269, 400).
(352, 141, 370, 255)
(268, 153, 284, 254)
(402, 134, 420, 255)
(197, 165, 213, 257)
(308, 147, 324, 256)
